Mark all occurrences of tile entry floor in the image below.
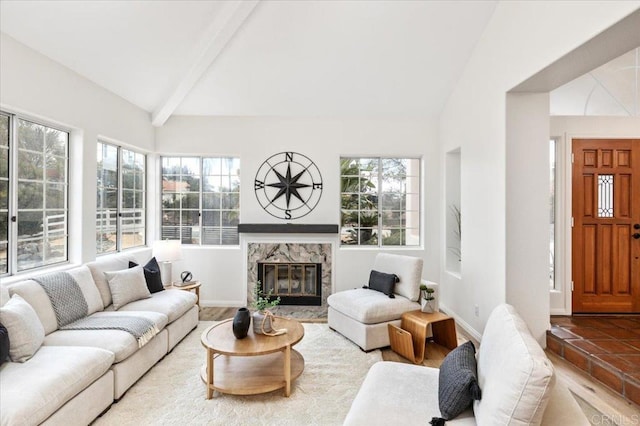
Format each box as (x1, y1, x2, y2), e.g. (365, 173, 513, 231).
(547, 316, 640, 407)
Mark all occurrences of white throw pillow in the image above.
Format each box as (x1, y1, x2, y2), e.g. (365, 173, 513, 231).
(0, 294, 45, 362)
(104, 266, 151, 310)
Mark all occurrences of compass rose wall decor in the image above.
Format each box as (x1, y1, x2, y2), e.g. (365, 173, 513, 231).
(254, 152, 323, 220)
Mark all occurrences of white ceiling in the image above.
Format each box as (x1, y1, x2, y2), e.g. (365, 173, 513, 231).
(0, 0, 498, 124)
(4, 1, 633, 123)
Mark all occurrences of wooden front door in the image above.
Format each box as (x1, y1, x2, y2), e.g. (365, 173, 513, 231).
(572, 139, 640, 313)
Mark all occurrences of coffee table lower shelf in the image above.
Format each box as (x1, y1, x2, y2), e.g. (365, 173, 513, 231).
(200, 350, 304, 396)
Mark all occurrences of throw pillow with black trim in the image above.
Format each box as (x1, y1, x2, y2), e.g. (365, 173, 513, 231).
(437, 340, 482, 420)
(363, 270, 398, 298)
(0, 323, 9, 366)
(129, 257, 164, 293)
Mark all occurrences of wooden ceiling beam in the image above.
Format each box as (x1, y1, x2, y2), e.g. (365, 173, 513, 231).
(151, 0, 259, 127)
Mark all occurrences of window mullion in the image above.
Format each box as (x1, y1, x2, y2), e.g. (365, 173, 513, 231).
(8, 114, 18, 275)
(199, 157, 203, 246)
(377, 157, 383, 247)
(116, 146, 122, 252)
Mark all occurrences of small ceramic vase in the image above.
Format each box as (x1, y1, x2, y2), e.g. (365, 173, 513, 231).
(252, 310, 274, 335)
(232, 307, 251, 339)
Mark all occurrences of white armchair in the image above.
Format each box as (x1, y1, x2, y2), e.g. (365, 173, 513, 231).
(327, 253, 424, 351)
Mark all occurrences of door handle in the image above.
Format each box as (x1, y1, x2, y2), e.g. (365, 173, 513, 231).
(634, 224, 640, 230)
(634, 233, 640, 239)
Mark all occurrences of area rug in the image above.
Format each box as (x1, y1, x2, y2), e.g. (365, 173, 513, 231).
(94, 322, 381, 425)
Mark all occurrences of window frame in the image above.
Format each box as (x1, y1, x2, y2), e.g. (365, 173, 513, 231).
(96, 141, 147, 255)
(1, 111, 70, 276)
(340, 156, 421, 248)
(160, 156, 240, 246)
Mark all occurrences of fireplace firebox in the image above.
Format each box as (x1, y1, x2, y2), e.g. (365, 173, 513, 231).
(257, 262, 322, 306)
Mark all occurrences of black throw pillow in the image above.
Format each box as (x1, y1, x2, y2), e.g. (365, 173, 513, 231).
(0, 323, 10, 366)
(438, 341, 482, 420)
(364, 270, 398, 298)
(129, 257, 164, 293)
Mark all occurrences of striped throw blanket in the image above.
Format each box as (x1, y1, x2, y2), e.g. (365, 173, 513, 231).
(33, 272, 159, 348)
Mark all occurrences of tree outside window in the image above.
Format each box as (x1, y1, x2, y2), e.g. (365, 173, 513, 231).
(340, 157, 420, 247)
(161, 156, 240, 245)
(96, 142, 146, 254)
(1, 113, 69, 275)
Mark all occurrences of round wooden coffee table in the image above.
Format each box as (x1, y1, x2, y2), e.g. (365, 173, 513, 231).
(200, 316, 304, 399)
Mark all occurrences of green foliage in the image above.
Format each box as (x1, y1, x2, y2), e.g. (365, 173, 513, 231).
(449, 204, 461, 261)
(419, 284, 435, 301)
(250, 281, 280, 312)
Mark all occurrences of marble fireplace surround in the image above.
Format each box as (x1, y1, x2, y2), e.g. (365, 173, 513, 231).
(246, 241, 333, 318)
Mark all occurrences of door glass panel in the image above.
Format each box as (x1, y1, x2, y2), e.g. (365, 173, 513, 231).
(597, 174, 614, 218)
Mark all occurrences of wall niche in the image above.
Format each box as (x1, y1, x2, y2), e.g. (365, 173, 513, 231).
(445, 148, 461, 275)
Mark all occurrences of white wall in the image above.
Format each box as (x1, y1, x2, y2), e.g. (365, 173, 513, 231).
(549, 115, 640, 314)
(0, 33, 154, 268)
(439, 2, 640, 344)
(155, 116, 439, 306)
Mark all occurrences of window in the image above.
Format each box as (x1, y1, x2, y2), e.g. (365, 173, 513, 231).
(0, 115, 9, 274)
(1, 112, 69, 275)
(161, 156, 240, 245)
(340, 157, 420, 246)
(96, 142, 146, 254)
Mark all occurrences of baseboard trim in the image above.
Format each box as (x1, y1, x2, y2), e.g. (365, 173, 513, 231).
(439, 303, 482, 343)
(200, 299, 244, 308)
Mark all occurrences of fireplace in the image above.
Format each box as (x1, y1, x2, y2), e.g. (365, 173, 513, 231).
(247, 242, 332, 317)
(258, 262, 322, 306)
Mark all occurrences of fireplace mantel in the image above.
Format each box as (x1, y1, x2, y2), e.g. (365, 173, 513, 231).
(238, 224, 339, 234)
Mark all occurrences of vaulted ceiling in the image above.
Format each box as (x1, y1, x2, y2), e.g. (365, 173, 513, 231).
(0, 0, 497, 124)
(1, 1, 637, 125)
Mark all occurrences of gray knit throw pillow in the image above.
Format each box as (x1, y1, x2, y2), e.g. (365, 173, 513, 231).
(438, 340, 482, 420)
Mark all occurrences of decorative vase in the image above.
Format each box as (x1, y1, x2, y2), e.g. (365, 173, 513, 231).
(252, 310, 274, 335)
(232, 307, 251, 339)
(421, 299, 434, 313)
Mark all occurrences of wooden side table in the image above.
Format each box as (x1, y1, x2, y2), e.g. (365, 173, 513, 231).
(388, 310, 457, 364)
(167, 281, 201, 309)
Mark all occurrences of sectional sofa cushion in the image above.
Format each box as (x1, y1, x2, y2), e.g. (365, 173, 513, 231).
(129, 257, 164, 293)
(328, 288, 419, 324)
(0, 323, 9, 366)
(43, 311, 168, 363)
(0, 285, 9, 306)
(474, 304, 555, 425)
(86, 254, 135, 308)
(371, 253, 423, 301)
(0, 294, 45, 362)
(117, 289, 197, 323)
(0, 345, 114, 426)
(105, 266, 151, 310)
(6, 280, 59, 335)
(66, 265, 104, 315)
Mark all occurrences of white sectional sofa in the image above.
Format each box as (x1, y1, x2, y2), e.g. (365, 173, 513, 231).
(0, 253, 199, 426)
(344, 304, 589, 426)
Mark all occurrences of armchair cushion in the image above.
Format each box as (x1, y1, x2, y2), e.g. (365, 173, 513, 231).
(328, 288, 418, 324)
(372, 253, 423, 301)
(365, 270, 398, 298)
